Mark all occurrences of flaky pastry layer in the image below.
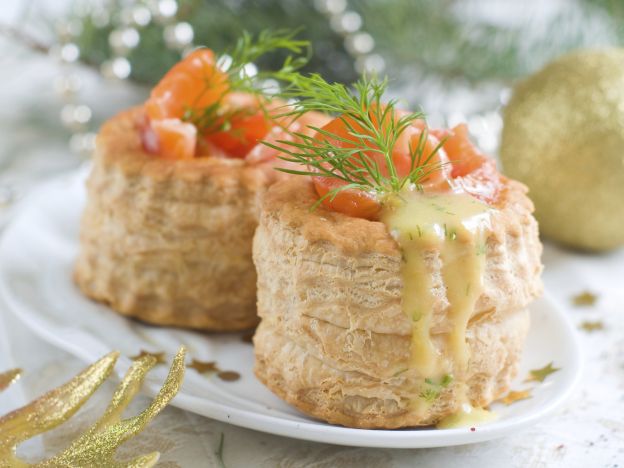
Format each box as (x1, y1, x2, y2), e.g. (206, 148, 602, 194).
(253, 178, 543, 427)
(75, 108, 282, 330)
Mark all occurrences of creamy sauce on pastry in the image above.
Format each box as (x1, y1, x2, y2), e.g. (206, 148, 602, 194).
(381, 190, 493, 417)
(436, 403, 497, 429)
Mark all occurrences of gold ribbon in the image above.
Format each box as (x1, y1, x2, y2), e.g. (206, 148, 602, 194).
(0, 347, 186, 467)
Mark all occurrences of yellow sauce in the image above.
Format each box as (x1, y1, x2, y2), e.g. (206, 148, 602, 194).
(436, 403, 497, 429)
(380, 190, 493, 419)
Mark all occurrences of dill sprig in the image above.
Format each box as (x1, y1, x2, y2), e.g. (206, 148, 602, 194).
(419, 374, 454, 402)
(184, 29, 310, 135)
(225, 28, 310, 93)
(263, 74, 448, 205)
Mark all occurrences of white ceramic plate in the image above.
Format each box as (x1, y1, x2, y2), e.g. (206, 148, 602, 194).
(0, 169, 582, 448)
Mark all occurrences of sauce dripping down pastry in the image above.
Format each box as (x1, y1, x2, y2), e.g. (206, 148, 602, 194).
(382, 192, 492, 378)
(252, 74, 542, 428)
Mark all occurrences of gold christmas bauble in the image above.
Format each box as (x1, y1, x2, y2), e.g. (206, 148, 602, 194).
(501, 49, 624, 251)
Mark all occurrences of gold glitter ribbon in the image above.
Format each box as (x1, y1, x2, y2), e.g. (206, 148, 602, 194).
(0, 369, 21, 393)
(0, 347, 186, 467)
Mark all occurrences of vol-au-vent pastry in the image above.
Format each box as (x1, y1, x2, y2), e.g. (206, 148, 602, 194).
(253, 77, 543, 428)
(74, 32, 328, 331)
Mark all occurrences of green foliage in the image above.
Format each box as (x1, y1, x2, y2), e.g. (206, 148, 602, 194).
(74, 0, 354, 86)
(183, 29, 310, 134)
(71, 0, 624, 88)
(66, 0, 624, 121)
(266, 73, 446, 202)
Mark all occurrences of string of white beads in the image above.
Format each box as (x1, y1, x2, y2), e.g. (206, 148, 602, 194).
(313, 0, 384, 75)
(54, 0, 197, 157)
(52, 15, 96, 157)
(54, 0, 375, 157)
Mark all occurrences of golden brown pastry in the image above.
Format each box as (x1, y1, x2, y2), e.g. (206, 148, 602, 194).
(251, 75, 543, 428)
(74, 108, 282, 330)
(253, 178, 541, 428)
(75, 41, 328, 330)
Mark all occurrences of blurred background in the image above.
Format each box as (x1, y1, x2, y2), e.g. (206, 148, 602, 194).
(1, 0, 624, 215)
(1, 3, 624, 464)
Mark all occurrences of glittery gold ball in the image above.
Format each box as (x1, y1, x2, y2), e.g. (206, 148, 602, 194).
(501, 49, 624, 251)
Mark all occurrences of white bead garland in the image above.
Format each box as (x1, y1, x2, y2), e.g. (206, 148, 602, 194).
(314, 0, 384, 75)
(164, 21, 194, 49)
(131, 5, 152, 27)
(54, 0, 378, 156)
(53, 14, 94, 156)
(53, 0, 194, 156)
(153, 0, 178, 24)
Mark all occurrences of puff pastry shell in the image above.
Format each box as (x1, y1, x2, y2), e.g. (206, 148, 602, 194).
(75, 108, 282, 330)
(253, 178, 543, 428)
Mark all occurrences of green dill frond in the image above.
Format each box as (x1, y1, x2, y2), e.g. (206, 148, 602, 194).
(440, 374, 454, 387)
(419, 387, 440, 403)
(226, 28, 311, 93)
(264, 73, 448, 201)
(183, 29, 310, 134)
(419, 374, 453, 402)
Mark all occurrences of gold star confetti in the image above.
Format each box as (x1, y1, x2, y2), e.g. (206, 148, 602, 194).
(526, 362, 560, 383)
(0, 347, 186, 466)
(131, 350, 166, 365)
(217, 371, 241, 382)
(187, 359, 219, 374)
(0, 368, 21, 392)
(187, 359, 241, 382)
(241, 331, 255, 344)
(580, 320, 605, 332)
(500, 389, 532, 405)
(572, 291, 597, 307)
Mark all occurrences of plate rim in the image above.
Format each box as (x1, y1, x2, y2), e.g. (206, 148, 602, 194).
(0, 171, 583, 448)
